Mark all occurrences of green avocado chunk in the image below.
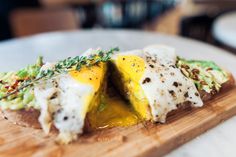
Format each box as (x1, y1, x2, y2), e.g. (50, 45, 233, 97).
(0, 57, 43, 110)
(177, 57, 229, 93)
(0, 55, 230, 110)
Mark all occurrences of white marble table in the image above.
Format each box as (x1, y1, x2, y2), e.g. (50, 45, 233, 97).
(0, 30, 236, 157)
(213, 11, 236, 49)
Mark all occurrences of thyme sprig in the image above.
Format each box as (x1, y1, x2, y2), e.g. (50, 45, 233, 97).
(38, 47, 118, 78)
(0, 47, 119, 100)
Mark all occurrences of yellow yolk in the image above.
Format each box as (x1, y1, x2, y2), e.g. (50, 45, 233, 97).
(69, 63, 107, 117)
(114, 55, 150, 120)
(66, 59, 148, 130)
(116, 55, 145, 81)
(87, 94, 139, 130)
(68, 63, 139, 130)
(69, 63, 105, 91)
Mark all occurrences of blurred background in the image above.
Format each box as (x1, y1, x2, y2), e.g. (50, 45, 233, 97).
(0, 0, 236, 52)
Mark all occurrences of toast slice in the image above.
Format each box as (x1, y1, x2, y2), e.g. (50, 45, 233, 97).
(2, 70, 234, 132)
(110, 45, 235, 123)
(0, 48, 115, 144)
(1, 108, 41, 129)
(1, 65, 108, 131)
(0, 45, 234, 144)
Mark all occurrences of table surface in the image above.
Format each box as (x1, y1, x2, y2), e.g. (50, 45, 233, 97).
(0, 29, 236, 157)
(213, 11, 236, 49)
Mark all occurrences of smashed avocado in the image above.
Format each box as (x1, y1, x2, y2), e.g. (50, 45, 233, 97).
(177, 58, 228, 93)
(0, 57, 43, 110)
(0, 55, 229, 110)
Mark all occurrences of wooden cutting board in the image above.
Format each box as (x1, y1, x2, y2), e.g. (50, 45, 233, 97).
(0, 87, 236, 157)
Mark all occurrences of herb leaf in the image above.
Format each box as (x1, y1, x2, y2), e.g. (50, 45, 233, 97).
(0, 48, 119, 100)
(98, 103, 107, 112)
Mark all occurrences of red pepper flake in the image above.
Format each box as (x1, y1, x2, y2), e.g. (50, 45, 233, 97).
(12, 80, 19, 89)
(7, 88, 15, 93)
(192, 69, 200, 74)
(4, 86, 10, 89)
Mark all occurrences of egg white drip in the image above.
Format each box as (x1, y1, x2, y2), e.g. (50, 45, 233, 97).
(114, 45, 203, 123)
(34, 49, 99, 144)
(34, 73, 94, 143)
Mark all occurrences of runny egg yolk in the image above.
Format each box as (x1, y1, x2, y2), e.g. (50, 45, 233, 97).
(69, 63, 139, 129)
(116, 55, 145, 82)
(67, 58, 149, 130)
(88, 95, 140, 130)
(114, 55, 150, 120)
(69, 63, 105, 91)
(68, 63, 106, 119)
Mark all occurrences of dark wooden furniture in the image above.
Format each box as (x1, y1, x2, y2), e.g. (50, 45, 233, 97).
(10, 8, 78, 37)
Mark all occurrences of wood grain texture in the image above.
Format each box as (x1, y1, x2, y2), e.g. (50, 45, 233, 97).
(1, 87, 236, 157)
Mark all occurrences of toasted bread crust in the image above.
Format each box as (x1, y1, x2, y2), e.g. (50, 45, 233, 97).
(0, 108, 59, 131)
(200, 72, 235, 102)
(167, 73, 235, 118)
(1, 108, 41, 129)
(1, 73, 235, 129)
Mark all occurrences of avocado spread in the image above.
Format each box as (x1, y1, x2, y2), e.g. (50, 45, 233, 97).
(0, 57, 43, 110)
(0, 56, 229, 110)
(177, 58, 228, 94)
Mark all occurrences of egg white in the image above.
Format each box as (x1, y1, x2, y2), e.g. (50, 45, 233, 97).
(113, 45, 203, 122)
(34, 49, 102, 144)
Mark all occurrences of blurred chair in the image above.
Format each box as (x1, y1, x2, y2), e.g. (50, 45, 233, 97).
(10, 8, 78, 37)
(40, 0, 91, 7)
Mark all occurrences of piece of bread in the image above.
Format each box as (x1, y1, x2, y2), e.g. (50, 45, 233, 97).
(1, 108, 58, 132)
(167, 72, 235, 117)
(1, 108, 41, 129)
(0, 73, 234, 130)
(200, 72, 235, 102)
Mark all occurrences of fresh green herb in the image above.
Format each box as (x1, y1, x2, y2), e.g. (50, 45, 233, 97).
(98, 103, 107, 112)
(0, 48, 119, 100)
(16, 56, 43, 79)
(177, 57, 228, 93)
(17, 70, 28, 78)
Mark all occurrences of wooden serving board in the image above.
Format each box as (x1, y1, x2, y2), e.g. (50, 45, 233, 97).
(0, 87, 236, 157)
